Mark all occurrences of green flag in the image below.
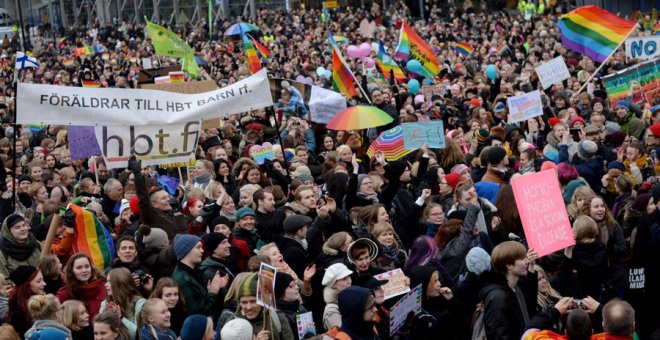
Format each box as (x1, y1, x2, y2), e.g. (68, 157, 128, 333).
(183, 54, 200, 78)
(145, 18, 192, 58)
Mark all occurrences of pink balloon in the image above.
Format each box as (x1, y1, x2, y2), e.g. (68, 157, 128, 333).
(414, 94, 425, 105)
(359, 43, 372, 57)
(362, 57, 375, 68)
(346, 45, 359, 58)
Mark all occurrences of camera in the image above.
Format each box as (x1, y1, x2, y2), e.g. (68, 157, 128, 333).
(133, 270, 150, 284)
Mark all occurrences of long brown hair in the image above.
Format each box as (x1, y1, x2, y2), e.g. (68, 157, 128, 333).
(8, 268, 41, 322)
(494, 185, 521, 234)
(150, 277, 186, 310)
(94, 311, 131, 339)
(63, 253, 104, 301)
(105, 268, 142, 319)
(440, 138, 466, 170)
(581, 195, 615, 232)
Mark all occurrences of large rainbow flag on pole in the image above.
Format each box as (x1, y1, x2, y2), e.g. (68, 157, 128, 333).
(242, 33, 262, 74)
(249, 35, 270, 62)
(332, 44, 357, 98)
(558, 5, 636, 63)
(377, 41, 406, 83)
(69, 204, 116, 270)
(394, 21, 439, 79)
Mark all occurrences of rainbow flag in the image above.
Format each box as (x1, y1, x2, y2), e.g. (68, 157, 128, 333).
(129, 56, 138, 63)
(497, 45, 509, 56)
(333, 36, 349, 44)
(250, 35, 270, 62)
(169, 71, 184, 83)
(101, 53, 109, 60)
(332, 44, 357, 98)
(377, 41, 406, 83)
(394, 21, 439, 78)
(455, 42, 473, 57)
(242, 34, 262, 74)
(57, 37, 66, 49)
(82, 80, 100, 88)
(654, 23, 660, 35)
(63, 57, 74, 67)
(69, 204, 116, 270)
(558, 5, 636, 63)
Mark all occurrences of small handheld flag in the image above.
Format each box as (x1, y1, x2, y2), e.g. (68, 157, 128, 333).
(455, 43, 474, 57)
(15, 51, 40, 69)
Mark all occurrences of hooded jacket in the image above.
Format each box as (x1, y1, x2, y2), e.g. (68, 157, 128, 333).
(555, 241, 609, 300)
(408, 265, 461, 340)
(544, 132, 578, 160)
(0, 217, 42, 284)
(337, 286, 378, 340)
(25, 319, 73, 340)
(558, 144, 604, 193)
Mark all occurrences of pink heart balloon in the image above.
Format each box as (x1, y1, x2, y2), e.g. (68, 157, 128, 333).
(346, 45, 359, 58)
(362, 57, 375, 68)
(358, 43, 372, 57)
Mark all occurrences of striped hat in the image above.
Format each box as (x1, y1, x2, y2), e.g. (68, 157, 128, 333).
(237, 273, 258, 298)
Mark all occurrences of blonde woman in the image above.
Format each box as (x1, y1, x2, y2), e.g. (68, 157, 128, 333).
(25, 294, 72, 339)
(535, 265, 562, 312)
(566, 186, 595, 221)
(61, 299, 93, 340)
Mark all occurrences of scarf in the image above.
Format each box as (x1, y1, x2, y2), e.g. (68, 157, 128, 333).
(381, 245, 399, 260)
(356, 191, 379, 204)
(614, 112, 633, 126)
(139, 324, 177, 340)
(193, 172, 212, 185)
(0, 227, 39, 262)
(424, 221, 441, 237)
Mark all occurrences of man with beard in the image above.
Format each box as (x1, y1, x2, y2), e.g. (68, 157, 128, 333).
(253, 188, 281, 243)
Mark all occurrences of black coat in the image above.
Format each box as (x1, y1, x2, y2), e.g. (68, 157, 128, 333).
(554, 241, 608, 300)
(276, 236, 308, 279)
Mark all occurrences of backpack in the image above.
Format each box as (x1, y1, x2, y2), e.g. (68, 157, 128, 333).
(471, 301, 486, 340)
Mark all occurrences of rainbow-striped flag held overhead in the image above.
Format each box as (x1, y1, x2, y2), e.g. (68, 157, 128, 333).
(455, 42, 474, 57)
(332, 44, 357, 98)
(377, 41, 406, 83)
(558, 5, 636, 63)
(497, 45, 509, 56)
(394, 21, 439, 79)
(69, 204, 116, 270)
(250, 35, 271, 62)
(242, 33, 262, 74)
(653, 23, 660, 35)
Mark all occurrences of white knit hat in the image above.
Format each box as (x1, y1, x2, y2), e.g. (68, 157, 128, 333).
(221, 319, 253, 340)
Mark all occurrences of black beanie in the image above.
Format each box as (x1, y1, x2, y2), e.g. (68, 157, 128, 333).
(5, 214, 24, 229)
(9, 265, 37, 286)
(274, 272, 295, 299)
(211, 216, 233, 229)
(487, 146, 507, 166)
(203, 232, 228, 254)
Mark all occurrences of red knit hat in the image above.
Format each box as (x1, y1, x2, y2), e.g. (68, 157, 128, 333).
(548, 117, 561, 128)
(468, 98, 481, 107)
(444, 173, 462, 190)
(129, 196, 140, 215)
(650, 122, 660, 138)
(570, 116, 586, 128)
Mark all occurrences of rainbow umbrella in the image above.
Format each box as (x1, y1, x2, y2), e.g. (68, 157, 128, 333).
(224, 22, 261, 36)
(367, 126, 413, 161)
(326, 106, 393, 130)
(333, 36, 349, 43)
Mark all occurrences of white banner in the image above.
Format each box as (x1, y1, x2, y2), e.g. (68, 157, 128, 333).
(507, 90, 543, 124)
(625, 35, 660, 60)
(17, 68, 272, 126)
(535, 56, 570, 89)
(309, 85, 347, 124)
(94, 120, 200, 169)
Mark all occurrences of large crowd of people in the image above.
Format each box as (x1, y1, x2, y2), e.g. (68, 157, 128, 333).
(0, 0, 658, 339)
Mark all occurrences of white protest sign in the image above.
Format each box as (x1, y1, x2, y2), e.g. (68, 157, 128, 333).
(625, 35, 660, 60)
(374, 268, 410, 300)
(535, 56, 571, 89)
(389, 284, 422, 335)
(507, 90, 543, 124)
(309, 85, 347, 124)
(94, 121, 200, 169)
(17, 68, 272, 126)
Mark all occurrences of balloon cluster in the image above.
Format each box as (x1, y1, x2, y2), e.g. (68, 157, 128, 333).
(316, 67, 332, 79)
(347, 43, 375, 69)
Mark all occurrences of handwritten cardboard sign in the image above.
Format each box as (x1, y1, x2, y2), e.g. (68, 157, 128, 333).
(401, 120, 445, 150)
(389, 284, 422, 335)
(257, 263, 277, 309)
(507, 90, 543, 124)
(67, 126, 102, 160)
(309, 85, 347, 124)
(249, 142, 275, 165)
(535, 56, 571, 89)
(296, 312, 316, 339)
(625, 35, 660, 60)
(374, 268, 410, 300)
(511, 170, 575, 257)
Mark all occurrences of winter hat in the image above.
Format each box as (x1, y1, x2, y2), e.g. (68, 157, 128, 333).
(548, 118, 561, 128)
(357, 174, 369, 188)
(615, 100, 629, 110)
(211, 215, 233, 229)
(541, 161, 557, 173)
(590, 96, 604, 108)
(562, 179, 587, 204)
(584, 124, 600, 135)
(173, 234, 201, 261)
(447, 210, 468, 221)
(347, 238, 379, 264)
(284, 214, 313, 234)
(605, 131, 627, 148)
(544, 150, 559, 163)
(235, 207, 255, 220)
(387, 161, 408, 178)
(201, 136, 222, 152)
(468, 98, 481, 107)
(577, 140, 598, 160)
(632, 193, 652, 212)
(274, 272, 296, 298)
(322, 263, 354, 287)
(4, 214, 24, 230)
(139, 225, 169, 250)
(466, 247, 491, 275)
(17, 175, 32, 184)
(493, 102, 506, 114)
(474, 181, 500, 204)
(203, 232, 228, 254)
(9, 265, 37, 287)
(607, 161, 626, 172)
(30, 328, 69, 340)
(518, 142, 535, 154)
(487, 146, 508, 166)
(119, 199, 131, 215)
(237, 273, 258, 298)
(451, 164, 470, 175)
(353, 275, 388, 290)
(444, 173, 462, 190)
(292, 165, 313, 183)
(129, 196, 140, 215)
(475, 129, 489, 143)
(650, 122, 660, 138)
(180, 315, 210, 340)
(220, 319, 253, 340)
(571, 116, 586, 128)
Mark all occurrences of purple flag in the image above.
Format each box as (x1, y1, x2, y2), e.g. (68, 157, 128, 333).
(67, 126, 101, 160)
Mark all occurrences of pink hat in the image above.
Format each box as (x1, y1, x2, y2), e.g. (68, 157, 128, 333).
(451, 164, 470, 175)
(540, 161, 557, 173)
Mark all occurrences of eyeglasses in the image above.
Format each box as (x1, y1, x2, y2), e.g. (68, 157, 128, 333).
(429, 212, 444, 217)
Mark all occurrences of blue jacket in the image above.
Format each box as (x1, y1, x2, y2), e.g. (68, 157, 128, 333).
(558, 144, 604, 193)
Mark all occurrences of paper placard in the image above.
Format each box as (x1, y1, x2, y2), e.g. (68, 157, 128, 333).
(625, 35, 660, 60)
(257, 263, 277, 309)
(507, 90, 543, 124)
(296, 312, 316, 339)
(389, 284, 422, 335)
(374, 268, 410, 300)
(511, 170, 575, 257)
(249, 143, 275, 165)
(401, 120, 445, 150)
(603, 59, 660, 106)
(535, 56, 570, 89)
(309, 85, 347, 124)
(67, 126, 102, 160)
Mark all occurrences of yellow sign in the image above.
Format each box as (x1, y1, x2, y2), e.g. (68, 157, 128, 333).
(323, 1, 338, 9)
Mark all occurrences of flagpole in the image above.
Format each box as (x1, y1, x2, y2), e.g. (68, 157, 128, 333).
(337, 46, 371, 104)
(574, 24, 638, 96)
